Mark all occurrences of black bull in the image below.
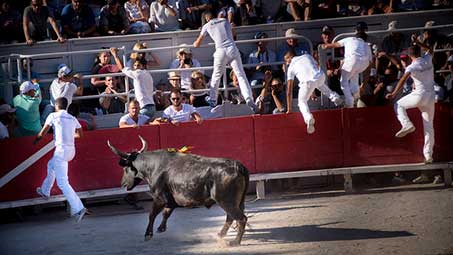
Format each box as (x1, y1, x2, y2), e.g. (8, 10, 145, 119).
(107, 136, 249, 246)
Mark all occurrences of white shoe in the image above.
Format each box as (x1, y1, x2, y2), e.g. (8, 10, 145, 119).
(395, 125, 415, 138)
(412, 174, 429, 184)
(307, 118, 315, 134)
(36, 187, 49, 200)
(246, 99, 258, 113)
(74, 208, 87, 224)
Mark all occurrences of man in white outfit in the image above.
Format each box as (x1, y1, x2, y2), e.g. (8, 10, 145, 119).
(34, 97, 86, 223)
(193, 11, 257, 112)
(322, 31, 372, 108)
(386, 40, 435, 167)
(285, 51, 342, 134)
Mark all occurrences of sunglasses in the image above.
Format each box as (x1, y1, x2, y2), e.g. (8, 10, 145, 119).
(192, 77, 203, 80)
(171, 97, 180, 101)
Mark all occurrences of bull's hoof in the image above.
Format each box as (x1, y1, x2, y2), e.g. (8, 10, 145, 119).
(157, 225, 166, 233)
(228, 240, 240, 247)
(144, 234, 153, 241)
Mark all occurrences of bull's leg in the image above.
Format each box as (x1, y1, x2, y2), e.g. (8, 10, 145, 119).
(219, 205, 247, 246)
(157, 207, 174, 233)
(217, 214, 233, 238)
(145, 201, 165, 241)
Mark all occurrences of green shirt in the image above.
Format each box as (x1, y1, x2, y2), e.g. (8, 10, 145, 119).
(12, 94, 42, 134)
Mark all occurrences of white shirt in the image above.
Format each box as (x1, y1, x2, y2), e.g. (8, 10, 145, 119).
(287, 55, 323, 84)
(163, 104, 197, 123)
(169, 58, 202, 90)
(119, 114, 150, 126)
(122, 67, 155, 108)
(149, 1, 179, 31)
(338, 37, 372, 62)
(45, 110, 81, 148)
(405, 53, 435, 93)
(49, 79, 78, 106)
(200, 18, 235, 49)
(0, 121, 8, 139)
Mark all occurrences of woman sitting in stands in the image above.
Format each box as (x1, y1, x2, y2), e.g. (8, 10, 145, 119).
(124, 0, 152, 34)
(189, 71, 209, 107)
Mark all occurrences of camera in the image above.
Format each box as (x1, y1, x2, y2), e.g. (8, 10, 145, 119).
(183, 57, 192, 65)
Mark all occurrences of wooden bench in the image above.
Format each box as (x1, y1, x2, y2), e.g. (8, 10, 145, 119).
(1, 162, 451, 209)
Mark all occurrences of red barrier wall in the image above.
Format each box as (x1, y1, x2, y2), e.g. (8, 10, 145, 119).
(254, 110, 343, 172)
(1, 104, 451, 203)
(159, 116, 256, 172)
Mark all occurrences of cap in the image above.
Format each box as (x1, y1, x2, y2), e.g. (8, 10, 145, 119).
(285, 28, 299, 38)
(168, 71, 181, 80)
(321, 25, 334, 34)
(178, 44, 192, 54)
(356, 21, 368, 31)
(20, 81, 36, 94)
(447, 55, 453, 63)
(254, 31, 268, 40)
(58, 65, 74, 78)
(387, 20, 398, 31)
(0, 104, 16, 115)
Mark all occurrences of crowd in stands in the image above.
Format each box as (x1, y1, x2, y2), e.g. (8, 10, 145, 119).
(1, 0, 453, 44)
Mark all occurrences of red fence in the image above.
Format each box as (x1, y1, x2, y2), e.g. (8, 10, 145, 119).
(1, 104, 452, 202)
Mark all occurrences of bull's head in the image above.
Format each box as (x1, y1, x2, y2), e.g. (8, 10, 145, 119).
(107, 135, 148, 191)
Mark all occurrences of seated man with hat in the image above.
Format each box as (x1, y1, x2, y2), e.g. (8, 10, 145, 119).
(169, 44, 202, 90)
(13, 81, 42, 137)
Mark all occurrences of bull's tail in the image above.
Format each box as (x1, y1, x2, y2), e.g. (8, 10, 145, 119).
(237, 162, 249, 210)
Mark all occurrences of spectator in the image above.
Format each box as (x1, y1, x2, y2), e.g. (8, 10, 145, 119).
(255, 70, 286, 114)
(12, 81, 42, 137)
(98, 0, 129, 36)
(277, 28, 310, 62)
(338, 0, 366, 16)
(216, 0, 235, 24)
(91, 50, 115, 91)
(254, 0, 284, 23)
(358, 68, 386, 107)
(233, 0, 261, 26)
(177, 0, 211, 30)
(149, 0, 179, 32)
(168, 71, 182, 89)
(169, 45, 202, 90)
(22, 0, 65, 45)
(124, 0, 151, 34)
(322, 28, 373, 108)
(99, 75, 127, 114)
(311, 0, 337, 19)
(381, 21, 409, 56)
(0, 0, 23, 43)
(61, 0, 97, 38)
(317, 25, 343, 96)
(20, 58, 40, 84)
(367, 0, 394, 15)
(127, 41, 161, 69)
(162, 88, 203, 125)
(42, 64, 84, 122)
(119, 100, 150, 128)
(247, 32, 277, 87)
(226, 70, 245, 104)
(190, 70, 209, 107)
(111, 47, 156, 119)
(0, 103, 16, 139)
(286, 0, 311, 21)
(285, 51, 342, 134)
(382, 65, 402, 106)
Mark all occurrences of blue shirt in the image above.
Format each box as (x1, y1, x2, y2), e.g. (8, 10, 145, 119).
(61, 4, 95, 33)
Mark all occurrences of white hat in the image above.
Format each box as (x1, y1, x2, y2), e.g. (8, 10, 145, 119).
(58, 65, 74, 78)
(0, 104, 16, 115)
(178, 44, 192, 54)
(387, 20, 398, 31)
(168, 71, 181, 79)
(20, 81, 36, 94)
(285, 28, 299, 38)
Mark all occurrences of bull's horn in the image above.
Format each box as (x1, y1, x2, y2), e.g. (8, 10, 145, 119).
(107, 140, 129, 158)
(138, 135, 148, 153)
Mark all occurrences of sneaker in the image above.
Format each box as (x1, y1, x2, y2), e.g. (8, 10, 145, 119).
(74, 208, 87, 224)
(204, 96, 217, 108)
(395, 125, 415, 138)
(432, 175, 443, 184)
(307, 118, 315, 134)
(36, 187, 49, 200)
(412, 174, 430, 184)
(424, 157, 433, 164)
(246, 99, 258, 113)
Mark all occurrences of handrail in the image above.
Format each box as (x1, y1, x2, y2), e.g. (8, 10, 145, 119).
(17, 47, 125, 59)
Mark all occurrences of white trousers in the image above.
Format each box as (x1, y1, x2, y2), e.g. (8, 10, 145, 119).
(396, 91, 435, 160)
(210, 46, 253, 102)
(298, 74, 340, 124)
(341, 57, 369, 108)
(40, 146, 84, 215)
